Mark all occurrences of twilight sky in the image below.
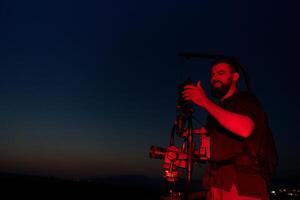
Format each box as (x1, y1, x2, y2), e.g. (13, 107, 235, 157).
(0, 0, 297, 178)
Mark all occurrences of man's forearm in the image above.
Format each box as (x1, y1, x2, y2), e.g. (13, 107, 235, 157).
(203, 99, 254, 138)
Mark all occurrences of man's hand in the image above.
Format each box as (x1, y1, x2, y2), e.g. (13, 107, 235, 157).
(182, 81, 210, 109)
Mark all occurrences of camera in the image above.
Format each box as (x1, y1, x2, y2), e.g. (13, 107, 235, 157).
(176, 78, 193, 112)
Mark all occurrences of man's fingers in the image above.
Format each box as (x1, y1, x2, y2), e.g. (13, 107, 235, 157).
(182, 88, 195, 94)
(196, 81, 201, 88)
(182, 90, 190, 96)
(182, 94, 193, 100)
(182, 92, 194, 99)
(182, 94, 190, 99)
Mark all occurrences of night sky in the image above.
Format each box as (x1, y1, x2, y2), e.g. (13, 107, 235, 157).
(0, 0, 297, 179)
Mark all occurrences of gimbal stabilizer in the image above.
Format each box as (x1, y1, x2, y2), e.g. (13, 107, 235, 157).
(149, 78, 210, 199)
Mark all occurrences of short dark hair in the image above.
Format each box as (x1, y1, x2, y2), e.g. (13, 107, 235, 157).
(210, 58, 239, 73)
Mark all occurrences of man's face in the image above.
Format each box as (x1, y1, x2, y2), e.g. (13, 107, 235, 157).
(210, 62, 235, 99)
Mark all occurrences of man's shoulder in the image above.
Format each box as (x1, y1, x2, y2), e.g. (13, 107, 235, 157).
(234, 91, 257, 99)
(224, 91, 264, 112)
(232, 91, 260, 104)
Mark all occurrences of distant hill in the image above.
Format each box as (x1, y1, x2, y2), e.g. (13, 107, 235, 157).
(1, 172, 299, 199)
(0, 172, 165, 199)
(87, 174, 204, 192)
(88, 174, 161, 187)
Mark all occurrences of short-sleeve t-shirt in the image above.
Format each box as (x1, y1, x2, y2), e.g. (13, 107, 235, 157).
(207, 91, 265, 162)
(204, 91, 270, 199)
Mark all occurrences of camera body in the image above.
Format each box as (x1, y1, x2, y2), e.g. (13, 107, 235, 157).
(176, 78, 194, 113)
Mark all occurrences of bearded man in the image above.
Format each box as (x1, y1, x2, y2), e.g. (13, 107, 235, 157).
(182, 59, 277, 200)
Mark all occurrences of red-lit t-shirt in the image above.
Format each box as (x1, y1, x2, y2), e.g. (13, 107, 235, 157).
(203, 91, 270, 199)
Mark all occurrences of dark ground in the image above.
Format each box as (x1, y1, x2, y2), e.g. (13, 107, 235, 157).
(0, 172, 299, 200)
(0, 172, 169, 200)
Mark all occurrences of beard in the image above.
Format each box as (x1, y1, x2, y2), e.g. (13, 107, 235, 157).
(210, 80, 232, 99)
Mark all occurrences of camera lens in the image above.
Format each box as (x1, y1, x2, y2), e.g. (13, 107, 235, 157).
(149, 145, 166, 159)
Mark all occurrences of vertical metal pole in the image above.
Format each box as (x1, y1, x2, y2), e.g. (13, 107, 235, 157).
(187, 114, 193, 189)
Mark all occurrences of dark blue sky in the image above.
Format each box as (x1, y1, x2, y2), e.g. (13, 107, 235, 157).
(0, 0, 297, 178)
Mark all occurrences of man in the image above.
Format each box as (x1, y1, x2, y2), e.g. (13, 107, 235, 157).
(182, 59, 278, 200)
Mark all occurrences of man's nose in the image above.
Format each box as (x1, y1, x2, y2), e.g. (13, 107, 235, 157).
(211, 77, 219, 83)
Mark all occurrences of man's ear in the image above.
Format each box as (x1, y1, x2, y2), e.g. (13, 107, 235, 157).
(233, 72, 239, 81)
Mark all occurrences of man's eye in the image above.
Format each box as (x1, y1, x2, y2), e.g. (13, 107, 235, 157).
(218, 71, 224, 75)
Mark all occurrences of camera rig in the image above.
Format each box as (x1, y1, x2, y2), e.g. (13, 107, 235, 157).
(149, 78, 210, 198)
(149, 52, 253, 199)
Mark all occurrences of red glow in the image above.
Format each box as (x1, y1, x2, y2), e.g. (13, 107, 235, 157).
(207, 184, 261, 200)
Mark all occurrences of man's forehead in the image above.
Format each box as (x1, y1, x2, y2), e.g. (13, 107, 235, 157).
(210, 62, 232, 72)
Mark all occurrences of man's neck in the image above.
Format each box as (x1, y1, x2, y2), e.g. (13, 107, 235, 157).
(220, 85, 237, 102)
